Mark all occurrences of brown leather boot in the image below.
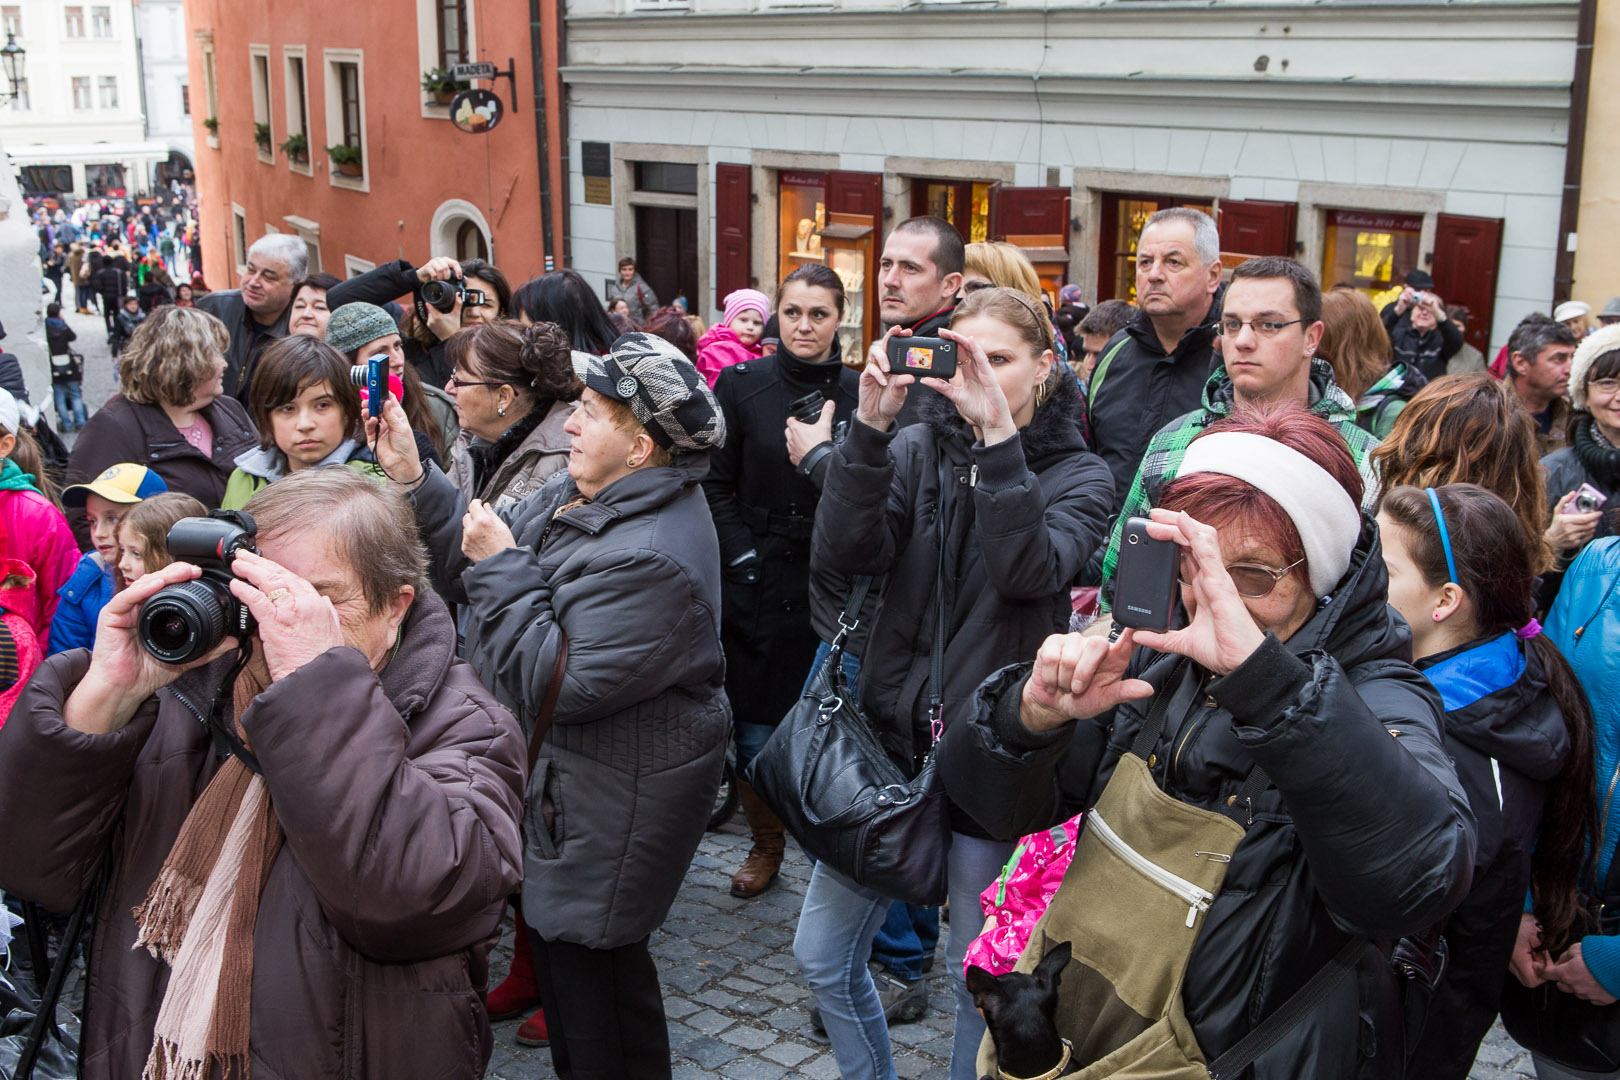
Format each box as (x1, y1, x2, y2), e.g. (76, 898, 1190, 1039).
(730, 780, 786, 898)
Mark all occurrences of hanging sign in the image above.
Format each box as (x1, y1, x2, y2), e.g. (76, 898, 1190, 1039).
(450, 89, 503, 134)
(452, 61, 497, 81)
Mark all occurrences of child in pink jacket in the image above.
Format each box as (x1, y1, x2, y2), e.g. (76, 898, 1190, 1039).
(695, 289, 769, 388)
(964, 812, 1083, 976)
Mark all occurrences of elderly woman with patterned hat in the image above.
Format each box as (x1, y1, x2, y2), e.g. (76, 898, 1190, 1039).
(370, 331, 730, 1080)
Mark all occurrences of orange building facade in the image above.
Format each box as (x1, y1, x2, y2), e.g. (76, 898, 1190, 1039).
(183, 0, 566, 291)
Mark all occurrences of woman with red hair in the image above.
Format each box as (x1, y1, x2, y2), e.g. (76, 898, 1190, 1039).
(939, 403, 1474, 1080)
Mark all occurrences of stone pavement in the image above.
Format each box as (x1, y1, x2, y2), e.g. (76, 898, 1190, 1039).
(481, 818, 1538, 1080)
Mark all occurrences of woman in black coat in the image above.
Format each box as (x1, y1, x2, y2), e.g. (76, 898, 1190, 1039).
(799, 286, 1114, 1080)
(937, 407, 1475, 1080)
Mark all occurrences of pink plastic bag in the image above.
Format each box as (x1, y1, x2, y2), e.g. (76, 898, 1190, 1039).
(963, 813, 1083, 976)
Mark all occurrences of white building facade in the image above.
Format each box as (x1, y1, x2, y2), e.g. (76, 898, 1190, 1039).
(563, 0, 1576, 357)
(0, 0, 172, 198)
(133, 0, 193, 186)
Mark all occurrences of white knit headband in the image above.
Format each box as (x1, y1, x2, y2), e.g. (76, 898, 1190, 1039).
(1175, 432, 1361, 597)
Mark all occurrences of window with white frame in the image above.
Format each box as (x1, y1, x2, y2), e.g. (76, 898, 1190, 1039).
(283, 216, 321, 274)
(437, 0, 467, 68)
(64, 6, 84, 36)
(202, 46, 218, 124)
(181, 83, 189, 115)
(2, 7, 21, 37)
(250, 47, 271, 159)
(283, 48, 309, 169)
(232, 205, 248, 272)
(323, 49, 367, 187)
(91, 5, 111, 37)
(97, 75, 116, 109)
(71, 76, 91, 110)
(344, 254, 376, 279)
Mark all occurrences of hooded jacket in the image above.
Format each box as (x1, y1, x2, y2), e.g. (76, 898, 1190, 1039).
(0, 467, 77, 642)
(1547, 537, 1620, 996)
(220, 439, 386, 510)
(445, 398, 573, 510)
(0, 591, 527, 1080)
(410, 454, 730, 949)
(695, 323, 766, 389)
(45, 550, 113, 655)
(1406, 632, 1570, 1080)
(65, 393, 259, 549)
(811, 368, 1113, 779)
(938, 518, 1475, 1080)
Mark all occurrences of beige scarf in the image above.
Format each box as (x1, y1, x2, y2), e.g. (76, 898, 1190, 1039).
(132, 675, 284, 1080)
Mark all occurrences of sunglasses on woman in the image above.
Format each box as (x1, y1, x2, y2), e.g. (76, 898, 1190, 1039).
(1181, 557, 1305, 599)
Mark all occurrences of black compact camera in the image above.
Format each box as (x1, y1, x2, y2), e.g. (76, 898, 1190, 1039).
(137, 511, 259, 664)
(886, 336, 958, 381)
(419, 273, 487, 314)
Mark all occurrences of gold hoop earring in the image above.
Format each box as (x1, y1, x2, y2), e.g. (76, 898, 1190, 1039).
(1034, 375, 1052, 409)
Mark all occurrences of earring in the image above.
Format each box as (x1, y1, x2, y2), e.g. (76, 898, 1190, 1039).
(1432, 612, 1443, 621)
(497, 405, 506, 417)
(1034, 376, 1051, 409)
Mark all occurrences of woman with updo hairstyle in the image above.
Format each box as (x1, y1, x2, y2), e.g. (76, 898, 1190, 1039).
(1379, 482, 1595, 1079)
(937, 404, 1472, 1080)
(442, 319, 581, 509)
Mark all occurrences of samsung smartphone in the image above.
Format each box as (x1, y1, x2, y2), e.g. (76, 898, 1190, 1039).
(1112, 517, 1179, 633)
(886, 336, 958, 381)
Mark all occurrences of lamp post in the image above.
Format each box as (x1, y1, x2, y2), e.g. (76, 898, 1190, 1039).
(0, 33, 25, 103)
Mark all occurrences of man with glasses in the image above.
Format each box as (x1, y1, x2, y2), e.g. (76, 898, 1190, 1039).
(1098, 256, 1381, 608)
(197, 234, 307, 400)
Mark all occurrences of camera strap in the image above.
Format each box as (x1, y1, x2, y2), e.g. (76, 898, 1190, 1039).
(207, 641, 263, 775)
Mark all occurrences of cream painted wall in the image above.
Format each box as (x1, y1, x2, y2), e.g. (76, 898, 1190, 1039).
(1573, 0, 1620, 315)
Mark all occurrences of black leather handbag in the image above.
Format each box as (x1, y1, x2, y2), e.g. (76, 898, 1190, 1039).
(1499, 855, 1620, 1073)
(747, 460, 957, 908)
(746, 574, 951, 906)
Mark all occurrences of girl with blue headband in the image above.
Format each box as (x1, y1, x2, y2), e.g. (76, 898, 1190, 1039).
(1380, 482, 1598, 1079)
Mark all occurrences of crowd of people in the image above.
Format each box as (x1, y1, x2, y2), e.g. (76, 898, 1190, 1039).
(0, 204, 1618, 1080)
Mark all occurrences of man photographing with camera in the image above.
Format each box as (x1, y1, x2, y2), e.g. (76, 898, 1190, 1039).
(0, 468, 527, 1080)
(1381, 268, 1463, 380)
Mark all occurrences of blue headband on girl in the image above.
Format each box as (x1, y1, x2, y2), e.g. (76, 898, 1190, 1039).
(1425, 487, 1458, 585)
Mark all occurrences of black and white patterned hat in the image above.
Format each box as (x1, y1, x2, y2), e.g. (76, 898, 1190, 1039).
(573, 333, 726, 453)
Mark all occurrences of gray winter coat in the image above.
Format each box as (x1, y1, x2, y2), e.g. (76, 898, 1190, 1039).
(605, 273, 659, 324)
(410, 455, 730, 949)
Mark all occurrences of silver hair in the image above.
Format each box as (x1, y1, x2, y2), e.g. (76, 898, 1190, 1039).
(243, 468, 429, 613)
(247, 233, 309, 280)
(1143, 207, 1221, 267)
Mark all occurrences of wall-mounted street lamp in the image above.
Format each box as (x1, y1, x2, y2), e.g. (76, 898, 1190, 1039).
(0, 33, 26, 102)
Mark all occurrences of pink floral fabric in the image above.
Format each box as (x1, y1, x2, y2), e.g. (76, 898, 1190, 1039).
(963, 813, 1083, 976)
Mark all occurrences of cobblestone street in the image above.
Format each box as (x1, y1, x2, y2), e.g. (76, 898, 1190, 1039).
(482, 819, 1539, 1080)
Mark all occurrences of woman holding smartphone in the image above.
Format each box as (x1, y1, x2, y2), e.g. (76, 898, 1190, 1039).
(936, 405, 1473, 1080)
(799, 286, 1113, 1080)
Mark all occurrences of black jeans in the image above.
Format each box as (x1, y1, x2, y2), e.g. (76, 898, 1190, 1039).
(526, 926, 671, 1080)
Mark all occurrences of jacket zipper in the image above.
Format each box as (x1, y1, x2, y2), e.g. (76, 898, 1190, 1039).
(1171, 676, 1214, 780)
(1087, 809, 1215, 928)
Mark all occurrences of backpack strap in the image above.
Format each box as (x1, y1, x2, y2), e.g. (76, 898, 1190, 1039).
(1087, 337, 1131, 411)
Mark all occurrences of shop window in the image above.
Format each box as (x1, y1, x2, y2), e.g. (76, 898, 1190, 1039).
(2, 7, 21, 37)
(91, 5, 111, 37)
(86, 163, 124, 197)
(911, 180, 991, 244)
(71, 76, 91, 110)
(634, 161, 697, 195)
(778, 170, 827, 286)
(64, 6, 84, 37)
(97, 75, 117, 109)
(437, 0, 467, 68)
(1097, 192, 1214, 302)
(1320, 210, 1423, 313)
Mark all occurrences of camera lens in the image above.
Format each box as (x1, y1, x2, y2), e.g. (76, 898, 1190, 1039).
(137, 578, 233, 664)
(420, 280, 459, 313)
(1576, 495, 1598, 513)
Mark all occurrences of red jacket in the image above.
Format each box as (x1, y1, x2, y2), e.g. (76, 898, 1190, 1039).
(0, 485, 77, 639)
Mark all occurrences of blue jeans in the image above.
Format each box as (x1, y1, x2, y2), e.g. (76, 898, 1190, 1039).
(52, 381, 85, 429)
(792, 832, 1013, 1080)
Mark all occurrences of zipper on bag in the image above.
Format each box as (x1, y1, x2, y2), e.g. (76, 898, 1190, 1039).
(1088, 809, 1216, 929)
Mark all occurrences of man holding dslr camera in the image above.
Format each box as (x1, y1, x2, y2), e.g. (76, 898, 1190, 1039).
(0, 468, 527, 1080)
(1381, 268, 1464, 380)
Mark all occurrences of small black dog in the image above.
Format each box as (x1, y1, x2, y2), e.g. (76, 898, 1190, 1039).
(966, 941, 1075, 1079)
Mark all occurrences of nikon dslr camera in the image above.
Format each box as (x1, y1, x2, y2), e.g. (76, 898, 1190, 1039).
(137, 511, 259, 664)
(419, 272, 487, 314)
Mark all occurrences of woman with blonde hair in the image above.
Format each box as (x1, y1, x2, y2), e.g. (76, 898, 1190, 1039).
(1371, 372, 1552, 573)
(961, 242, 1068, 366)
(1320, 289, 1426, 438)
(65, 304, 258, 542)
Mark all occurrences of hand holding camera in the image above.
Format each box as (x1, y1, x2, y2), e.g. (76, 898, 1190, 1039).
(1548, 489, 1604, 550)
(1018, 631, 1152, 734)
(223, 549, 345, 683)
(922, 328, 1018, 446)
(365, 393, 425, 488)
(856, 327, 917, 432)
(784, 392, 836, 467)
(1129, 508, 1267, 677)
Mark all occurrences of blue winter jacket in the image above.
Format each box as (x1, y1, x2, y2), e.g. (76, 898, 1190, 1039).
(47, 551, 113, 655)
(1546, 536, 1620, 995)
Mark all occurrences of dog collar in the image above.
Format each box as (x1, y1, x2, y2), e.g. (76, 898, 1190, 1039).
(998, 1038, 1072, 1080)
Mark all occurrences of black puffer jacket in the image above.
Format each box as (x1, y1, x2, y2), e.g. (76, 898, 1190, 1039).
(1543, 418, 1620, 547)
(812, 368, 1113, 776)
(1406, 633, 1569, 1080)
(938, 518, 1475, 1079)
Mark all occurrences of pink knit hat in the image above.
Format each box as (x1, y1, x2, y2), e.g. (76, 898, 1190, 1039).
(722, 289, 770, 328)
